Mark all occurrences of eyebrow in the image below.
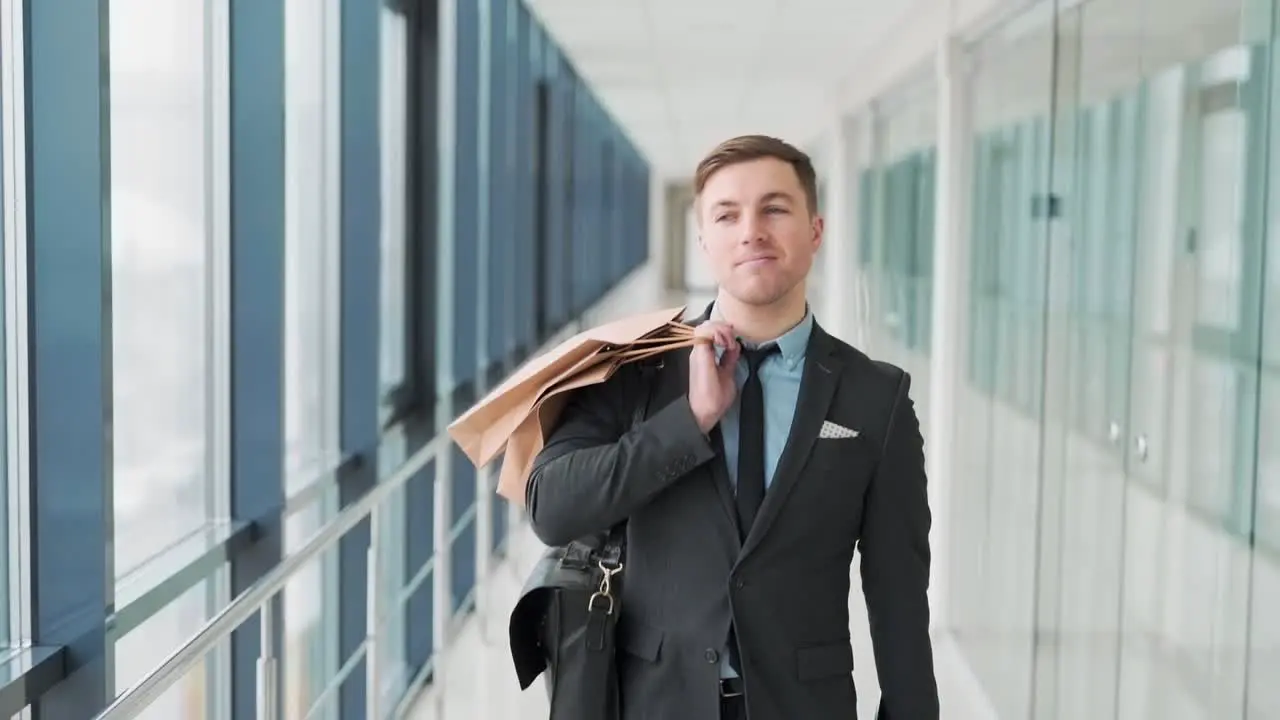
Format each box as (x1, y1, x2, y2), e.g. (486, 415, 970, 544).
(709, 192, 797, 211)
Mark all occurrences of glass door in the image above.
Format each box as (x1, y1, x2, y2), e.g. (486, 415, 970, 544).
(1031, 0, 1146, 715)
(1115, 1, 1273, 717)
(1248, 9, 1280, 716)
(952, 7, 1060, 717)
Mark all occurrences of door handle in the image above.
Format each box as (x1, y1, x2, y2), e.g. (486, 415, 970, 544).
(1134, 434, 1149, 462)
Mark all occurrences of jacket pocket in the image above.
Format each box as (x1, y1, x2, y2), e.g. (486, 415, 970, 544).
(618, 618, 664, 662)
(796, 640, 854, 681)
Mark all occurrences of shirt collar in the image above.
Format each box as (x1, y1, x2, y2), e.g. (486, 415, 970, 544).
(709, 302, 813, 371)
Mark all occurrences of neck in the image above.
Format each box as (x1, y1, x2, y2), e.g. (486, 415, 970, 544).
(713, 286, 808, 345)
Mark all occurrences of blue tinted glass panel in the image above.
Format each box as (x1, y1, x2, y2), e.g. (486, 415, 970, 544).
(452, 0, 479, 396)
(405, 461, 435, 671)
(450, 446, 476, 612)
(485, 0, 508, 372)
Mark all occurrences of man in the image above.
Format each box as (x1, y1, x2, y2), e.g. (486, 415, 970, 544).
(526, 135, 938, 719)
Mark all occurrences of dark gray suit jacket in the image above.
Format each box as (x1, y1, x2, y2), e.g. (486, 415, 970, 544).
(526, 317, 939, 720)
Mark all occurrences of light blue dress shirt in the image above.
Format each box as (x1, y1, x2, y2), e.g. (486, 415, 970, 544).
(710, 303, 813, 677)
(712, 304, 813, 494)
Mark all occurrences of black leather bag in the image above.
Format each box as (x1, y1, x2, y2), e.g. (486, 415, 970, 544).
(508, 366, 653, 720)
(509, 523, 626, 718)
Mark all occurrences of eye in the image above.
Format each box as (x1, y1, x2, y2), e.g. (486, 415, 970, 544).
(765, 206, 788, 214)
(715, 213, 735, 223)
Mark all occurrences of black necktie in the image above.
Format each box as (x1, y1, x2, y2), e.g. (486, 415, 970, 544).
(728, 343, 777, 678)
(735, 344, 778, 538)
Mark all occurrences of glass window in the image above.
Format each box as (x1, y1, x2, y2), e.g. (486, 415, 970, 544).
(108, 0, 218, 578)
(450, 0, 481, 406)
(108, 3, 227, 713)
(484, 0, 509, 381)
(282, 0, 341, 714)
(379, 0, 409, 416)
(283, 0, 340, 493)
(373, 432, 410, 708)
(945, 0, 1278, 715)
(448, 0, 483, 614)
(282, 505, 340, 718)
(0, 0, 10, 649)
(949, 11, 1058, 717)
(858, 84, 937, 364)
(114, 580, 216, 718)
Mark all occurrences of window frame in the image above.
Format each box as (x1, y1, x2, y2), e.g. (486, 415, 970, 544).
(0, 0, 30, 649)
(382, 0, 439, 437)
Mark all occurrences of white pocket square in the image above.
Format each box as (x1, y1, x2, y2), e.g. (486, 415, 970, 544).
(819, 421, 859, 439)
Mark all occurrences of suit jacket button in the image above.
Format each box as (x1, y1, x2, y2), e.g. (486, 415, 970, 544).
(704, 649, 719, 664)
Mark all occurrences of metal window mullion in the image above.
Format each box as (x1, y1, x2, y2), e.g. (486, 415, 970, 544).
(0, 0, 31, 648)
(25, 0, 115, 713)
(321, 0, 345, 703)
(205, 0, 235, 716)
(430, 0, 458, 710)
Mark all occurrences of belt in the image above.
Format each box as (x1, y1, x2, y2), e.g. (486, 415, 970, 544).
(719, 677, 745, 698)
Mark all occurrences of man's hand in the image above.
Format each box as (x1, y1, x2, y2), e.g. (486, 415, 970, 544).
(688, 321, 740, 434)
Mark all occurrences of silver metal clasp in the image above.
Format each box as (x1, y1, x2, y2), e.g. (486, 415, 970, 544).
(587, 560, 623, 615)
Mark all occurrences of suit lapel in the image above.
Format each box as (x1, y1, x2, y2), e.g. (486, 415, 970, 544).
(740, 324, 843, 559)
(680, 310, 740, 535)
(707, 426, 739, 531)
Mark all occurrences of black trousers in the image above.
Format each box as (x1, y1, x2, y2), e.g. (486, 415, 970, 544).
(719, 677, 747, 720)
(720, 694, 746, 720)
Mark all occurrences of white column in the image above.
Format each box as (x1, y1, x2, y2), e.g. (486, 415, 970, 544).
(666, 183, 694, 293)
(648, 172, 667, 284)
(925, 35, 972, 634)
(819, 116, 854, 341)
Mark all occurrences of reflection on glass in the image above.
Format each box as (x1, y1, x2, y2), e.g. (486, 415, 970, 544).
(108, 0, 213, 576)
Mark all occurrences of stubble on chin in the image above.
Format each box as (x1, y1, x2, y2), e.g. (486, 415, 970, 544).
(725, 275, 800, 308)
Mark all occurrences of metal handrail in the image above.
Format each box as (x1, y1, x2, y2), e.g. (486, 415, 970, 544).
(95, 433, 448, 719)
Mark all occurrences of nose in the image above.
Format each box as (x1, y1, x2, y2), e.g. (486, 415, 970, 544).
(739, 211, 767, 245)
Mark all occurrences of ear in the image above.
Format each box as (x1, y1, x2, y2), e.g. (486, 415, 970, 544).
(810, 215, 825, 252)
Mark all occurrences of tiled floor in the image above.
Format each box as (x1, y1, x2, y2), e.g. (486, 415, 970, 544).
(406, 266, 999, 719)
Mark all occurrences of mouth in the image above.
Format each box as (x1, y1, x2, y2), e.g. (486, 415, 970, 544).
(736, 256, 777, 268)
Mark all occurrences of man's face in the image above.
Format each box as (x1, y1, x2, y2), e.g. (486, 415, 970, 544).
(696, 157, 823, 308)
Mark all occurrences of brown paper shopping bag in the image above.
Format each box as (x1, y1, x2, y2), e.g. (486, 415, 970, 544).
(446, 305, 693, 477)
(495, 330, 702, 503)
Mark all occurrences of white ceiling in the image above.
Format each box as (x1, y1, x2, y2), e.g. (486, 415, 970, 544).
(526, 0, 921, 179)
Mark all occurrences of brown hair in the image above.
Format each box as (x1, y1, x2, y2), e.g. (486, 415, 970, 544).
(693, 135, 819, 214)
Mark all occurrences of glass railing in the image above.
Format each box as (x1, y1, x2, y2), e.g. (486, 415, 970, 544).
(94, 432, 450, 720)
